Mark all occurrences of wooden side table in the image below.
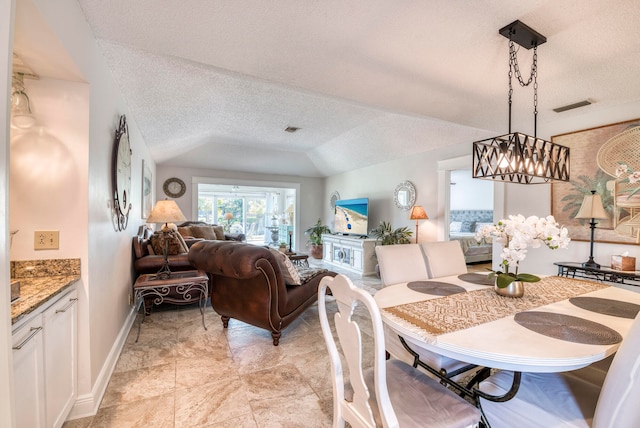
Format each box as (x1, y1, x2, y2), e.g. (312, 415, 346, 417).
(133, 270, 209, 341)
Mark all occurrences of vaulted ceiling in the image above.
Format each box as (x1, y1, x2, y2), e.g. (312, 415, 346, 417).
(13, 0, 640, 177)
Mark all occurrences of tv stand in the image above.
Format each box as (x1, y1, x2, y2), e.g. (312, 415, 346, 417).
(322, 234, 377, 276)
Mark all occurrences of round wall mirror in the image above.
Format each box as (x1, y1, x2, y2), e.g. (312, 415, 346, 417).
(394, 180, 416, 210)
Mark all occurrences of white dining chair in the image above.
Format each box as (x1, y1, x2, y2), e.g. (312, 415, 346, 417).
(421, 241, 468, 278)
(375, 244, 429, 286)
(374, 243, 473, 378)
(478, 312, 640, 428)
(318, 274, 481, 428)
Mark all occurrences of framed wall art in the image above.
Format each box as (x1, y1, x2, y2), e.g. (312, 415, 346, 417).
(550, 118, 640, 244)
(141, 159, 152, 219)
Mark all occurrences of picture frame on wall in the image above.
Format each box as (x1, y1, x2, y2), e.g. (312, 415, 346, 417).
(550, 118, 640, 245)
(141, 159, 152, 219)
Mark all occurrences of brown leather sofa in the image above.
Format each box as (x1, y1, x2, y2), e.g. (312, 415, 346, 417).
(133, 222, 246, 276)
(188, 240, 336, 345)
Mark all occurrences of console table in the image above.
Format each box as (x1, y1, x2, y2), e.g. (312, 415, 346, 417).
(554, 261, 640, 286)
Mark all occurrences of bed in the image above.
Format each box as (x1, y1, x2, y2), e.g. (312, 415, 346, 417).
(449, 209, 493, 263)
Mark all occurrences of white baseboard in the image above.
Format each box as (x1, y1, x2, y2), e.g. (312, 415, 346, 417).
(66, 306, 137, 420)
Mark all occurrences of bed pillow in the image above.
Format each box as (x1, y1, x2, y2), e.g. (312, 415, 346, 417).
(460, 221, 476, 233)
(474, 222, 494, 233)
(450, 221, 462, 233)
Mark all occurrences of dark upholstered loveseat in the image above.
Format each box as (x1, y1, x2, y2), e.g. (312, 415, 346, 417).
(132, 222, 245, 276)
(188, 240, 336, 345)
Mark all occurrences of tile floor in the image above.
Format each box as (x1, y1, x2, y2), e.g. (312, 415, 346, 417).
(63, 260, 490, 428)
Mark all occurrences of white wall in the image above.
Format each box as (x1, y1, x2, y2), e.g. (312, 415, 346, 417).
(2, 0, 155, 420)
(450, 169, 493, 210)
(156, 165, 323, 251)
(1, 1, 17, 425)
(9, 77, 89, 260)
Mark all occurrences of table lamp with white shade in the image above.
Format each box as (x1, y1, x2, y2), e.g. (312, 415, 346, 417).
(575, 190, 608, 269)
(146, 199, 187, 278)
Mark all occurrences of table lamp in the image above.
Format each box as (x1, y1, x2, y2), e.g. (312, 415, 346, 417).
(409, 205, 428, 243)
(575, 190, 608, 268)
(147, 199, 187, 278)
(224, 212, 234, 231)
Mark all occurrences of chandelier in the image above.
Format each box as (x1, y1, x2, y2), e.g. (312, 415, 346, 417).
(472, 20, 570, 184)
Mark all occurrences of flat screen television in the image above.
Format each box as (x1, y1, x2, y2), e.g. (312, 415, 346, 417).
(334, 198, 369, 236)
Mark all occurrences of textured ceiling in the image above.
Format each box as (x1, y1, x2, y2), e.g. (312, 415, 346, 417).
(14, 0, 640, 176)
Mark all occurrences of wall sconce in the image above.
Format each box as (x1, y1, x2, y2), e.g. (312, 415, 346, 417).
(11, 73, 37, 129)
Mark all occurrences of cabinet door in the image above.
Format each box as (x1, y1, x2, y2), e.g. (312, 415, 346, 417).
(13, 316, 46, 428)
(352, 248, 363, 270)
(44, 290, 78, 428)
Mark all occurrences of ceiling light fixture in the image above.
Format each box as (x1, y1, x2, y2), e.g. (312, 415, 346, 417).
(472, 20, 570, 184)
(10, 72, 37, 129)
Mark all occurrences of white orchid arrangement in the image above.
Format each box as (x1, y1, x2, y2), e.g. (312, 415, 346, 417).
(475, 214, 570, 288)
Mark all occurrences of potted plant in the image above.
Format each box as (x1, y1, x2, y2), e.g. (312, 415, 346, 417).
(369, 221, 412, 246)
(279, 242, 288, 252)
(305, 218, 331, 259)
(369, 221, 412, 277)
(475, 214, 570, 296)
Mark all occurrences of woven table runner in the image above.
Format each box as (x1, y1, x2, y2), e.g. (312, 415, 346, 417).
(381, 276, 607, 344)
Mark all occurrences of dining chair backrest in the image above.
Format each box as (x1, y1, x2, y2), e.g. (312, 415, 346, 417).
(375, 244, 429, 286)
(319, 274, 399, 427)
(592, 312, 640, 427)
(421, 241, 468, 278)
(318, 274, 481, 428)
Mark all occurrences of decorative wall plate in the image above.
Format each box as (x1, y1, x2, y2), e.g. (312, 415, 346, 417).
(330, 191, 340, 209)
(163, 177, 186, 198)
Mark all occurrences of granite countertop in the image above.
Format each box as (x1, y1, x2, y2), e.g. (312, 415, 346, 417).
(11, 275, 81, 324)
(10, 258, 82, 325)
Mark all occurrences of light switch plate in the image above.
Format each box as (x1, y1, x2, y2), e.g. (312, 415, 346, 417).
(34, 231, 59, 250)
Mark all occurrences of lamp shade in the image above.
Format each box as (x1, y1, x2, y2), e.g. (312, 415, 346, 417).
(224, 212, 234, 220)
(146, 199, 187, 224)
(575, 193, 608, 219)
(409, 205, 429, 220)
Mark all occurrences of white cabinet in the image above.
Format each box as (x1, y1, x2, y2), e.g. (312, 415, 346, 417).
(44, 290, 78, 428)
(12, 315, 46, 428)
(12, 287, 77, 428)
(322, 234, 378, 276)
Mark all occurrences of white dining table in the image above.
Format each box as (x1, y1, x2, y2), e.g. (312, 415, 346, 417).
(374, 273, 640, 374)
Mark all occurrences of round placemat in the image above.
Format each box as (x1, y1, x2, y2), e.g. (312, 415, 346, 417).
(514, 311, 622, 345)
(458, 273, 494, 286)
(407, 281, 466, 296)
(569, 297, 640, 319)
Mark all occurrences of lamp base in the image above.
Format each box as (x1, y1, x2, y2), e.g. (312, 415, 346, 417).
(151, 230, 173, 280)
(582, 260, 600, 269)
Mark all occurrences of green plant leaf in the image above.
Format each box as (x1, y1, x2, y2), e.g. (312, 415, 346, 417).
(516, 273, 541, 283)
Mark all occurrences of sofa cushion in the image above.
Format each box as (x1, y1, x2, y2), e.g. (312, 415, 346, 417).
(189, 225, 226, 240)
(177, 226, 192, 238)
(296, 267, 329, 284)
(269, 248, 301, 285)
(150, 231, 189, 255)
(450, 221, 462, 233)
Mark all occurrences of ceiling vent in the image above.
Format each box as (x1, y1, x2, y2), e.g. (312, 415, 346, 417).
(553, 99, 593, 113)
(284, 126, 301, 133)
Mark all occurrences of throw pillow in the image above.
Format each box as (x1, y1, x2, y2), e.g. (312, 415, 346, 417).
(150, 231, 188, 255)
(177, 226, 192, 238)
(449, 221, 462, 233)
(297, 267, 328, 284)
(212, 225, 226, 240)
(460, 221, 476, 233)
(474, 222, 493, 232)
(268, 248, 301, 285)
(189, 225, 218, 240)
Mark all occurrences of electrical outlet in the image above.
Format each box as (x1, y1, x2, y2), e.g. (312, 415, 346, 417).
(34, 231, 59, 250)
